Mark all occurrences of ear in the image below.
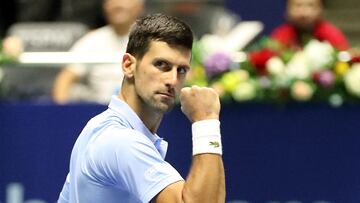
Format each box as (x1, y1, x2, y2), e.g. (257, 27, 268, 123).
(122, 53, 136, 78)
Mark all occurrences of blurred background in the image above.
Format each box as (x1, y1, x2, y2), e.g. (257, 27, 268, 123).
(1, 0, 360, 203)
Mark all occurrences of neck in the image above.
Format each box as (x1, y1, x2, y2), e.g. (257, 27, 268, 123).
(112, 24, 131, 36)
(138, 107, 163, 134)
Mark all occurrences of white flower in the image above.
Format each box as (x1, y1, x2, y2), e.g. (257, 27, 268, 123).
(344, 63, 360, 97)
(232, 80, 257, 101)
(286, 52, 311, 80)
(273, 74, 291, 88)
(199, 34, 227, 58)
(291, 80, 314, 101)
(304, 40, 335, 71)
(266, 56, 286, 76)
(337, 51, 351, 62)
(285, 40, 335, 80)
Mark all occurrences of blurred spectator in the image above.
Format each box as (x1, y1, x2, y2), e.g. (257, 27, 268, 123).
(52, 0, 144, 104)
(146, 0, 238, 38)
(271, 0, 349, 50)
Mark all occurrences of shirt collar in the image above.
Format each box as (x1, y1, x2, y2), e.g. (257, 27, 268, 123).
(108, 96, 168, 158)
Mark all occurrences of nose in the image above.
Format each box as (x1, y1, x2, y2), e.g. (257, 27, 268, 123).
(165, 68, 179, 87)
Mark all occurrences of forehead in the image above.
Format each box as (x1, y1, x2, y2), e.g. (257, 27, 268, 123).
(288, 0, 321, 5)
(141, 41, 192, 64)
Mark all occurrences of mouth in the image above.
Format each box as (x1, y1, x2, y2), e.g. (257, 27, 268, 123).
(158, 92, 175, 99)
(156, 91, 175, 99)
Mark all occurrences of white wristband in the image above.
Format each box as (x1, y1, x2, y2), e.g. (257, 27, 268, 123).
(192, 119, 222, 156)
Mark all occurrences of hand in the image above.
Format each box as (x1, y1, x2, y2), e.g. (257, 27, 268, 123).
(180, 86, 220, 123)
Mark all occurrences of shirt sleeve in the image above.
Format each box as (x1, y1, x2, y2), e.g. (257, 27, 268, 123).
(57, 174, 70, 203)
(84, 127, 184, 202)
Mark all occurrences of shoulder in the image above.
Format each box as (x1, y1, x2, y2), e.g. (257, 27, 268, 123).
(271, 23, 295, 35)
(315, 20, 343, 33)
(81, 127, 158, 179)
(270, 23, 297, 45)
(270, 23, 296, 38)
(314, 20, 349, 50)
(70, 26, 114, 51)
(81, 26, 113, 40)
(101, 127, 150, 145)
(88, 127, 157, 162)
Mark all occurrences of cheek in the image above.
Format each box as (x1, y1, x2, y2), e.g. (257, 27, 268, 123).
(136, 69, 157, 89)
(141, 70, 157, 82)
(287, 9, 298, 19)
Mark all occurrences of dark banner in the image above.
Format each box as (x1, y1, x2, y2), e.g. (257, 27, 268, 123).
(1, 102, 360, 203)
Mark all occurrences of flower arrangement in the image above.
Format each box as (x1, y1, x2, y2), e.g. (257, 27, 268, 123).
(187, 36, 360, 106)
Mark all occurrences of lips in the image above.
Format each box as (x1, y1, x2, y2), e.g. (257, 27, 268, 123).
(156, 90, 175, 99)
(158, 92, 175, 98)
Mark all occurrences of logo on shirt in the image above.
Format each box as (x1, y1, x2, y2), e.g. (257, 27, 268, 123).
(209, 141, 220, 148)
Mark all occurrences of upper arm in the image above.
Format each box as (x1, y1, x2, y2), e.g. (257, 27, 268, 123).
(151, 180, 185, 203)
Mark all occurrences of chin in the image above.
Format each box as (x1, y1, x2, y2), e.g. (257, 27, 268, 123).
(154, 101, 175, 114)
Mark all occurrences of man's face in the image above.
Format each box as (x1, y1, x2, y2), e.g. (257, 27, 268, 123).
(103, 0, 143, 28)
(133, 41, 192, 113)
(286, 0, 323, 30)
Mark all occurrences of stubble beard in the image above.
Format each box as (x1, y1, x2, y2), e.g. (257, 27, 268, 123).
(137, 91, 176, 115)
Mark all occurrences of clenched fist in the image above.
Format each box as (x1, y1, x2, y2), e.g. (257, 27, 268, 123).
(180, 86, 221, 123)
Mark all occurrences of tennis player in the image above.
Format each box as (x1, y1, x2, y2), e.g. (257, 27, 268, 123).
(58, 13, 225, 203)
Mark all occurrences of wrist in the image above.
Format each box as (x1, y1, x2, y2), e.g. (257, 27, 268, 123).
(192, 119, 222, 156)
(190, 112, 219, 123)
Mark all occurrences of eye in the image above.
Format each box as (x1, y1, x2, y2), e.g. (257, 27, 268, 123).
(153, 60, 171, 71)
(177, 66, 189, 75)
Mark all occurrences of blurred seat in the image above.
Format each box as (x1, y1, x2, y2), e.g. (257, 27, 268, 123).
(1, 22, 88, 102)
(7, 21, 88, 51)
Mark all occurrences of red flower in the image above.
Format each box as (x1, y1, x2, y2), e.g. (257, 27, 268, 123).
(351, 56, 360, 64)
(249, 48, 276, 75)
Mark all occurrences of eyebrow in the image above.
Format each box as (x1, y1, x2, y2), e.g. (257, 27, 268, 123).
(154, 57, 191, 70)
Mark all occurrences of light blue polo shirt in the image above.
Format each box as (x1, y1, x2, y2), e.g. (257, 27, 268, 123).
(58, 96, 183, 203)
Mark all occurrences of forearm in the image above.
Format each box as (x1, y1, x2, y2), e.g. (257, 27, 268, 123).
(183, 118, 225, 203)
(52, 68, 78, 104)
(183, 154, 225, 203)
(153, 87, 225, 203)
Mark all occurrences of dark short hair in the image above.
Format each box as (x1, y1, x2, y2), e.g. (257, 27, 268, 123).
(126, 13, 194, 60)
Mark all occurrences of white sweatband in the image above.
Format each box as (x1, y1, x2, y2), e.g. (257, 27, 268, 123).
(192, 119, 222, 156)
